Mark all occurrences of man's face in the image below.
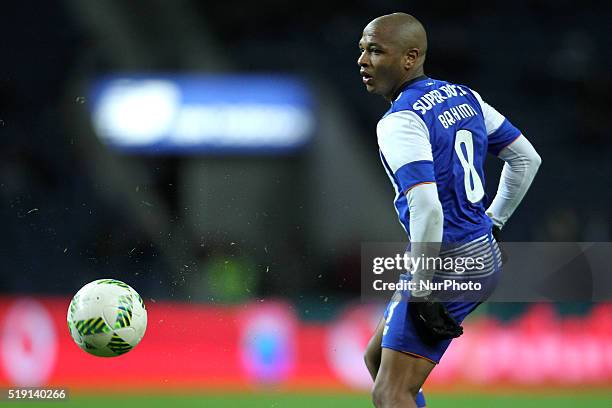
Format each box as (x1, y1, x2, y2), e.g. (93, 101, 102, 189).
(358, 25, 408, 100)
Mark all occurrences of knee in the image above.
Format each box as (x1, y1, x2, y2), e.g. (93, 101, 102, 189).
(371, 380, 421, 408)
(407, 384, 421, 399)
(371, 381, 386, 408)
(371, 381, 412, 408)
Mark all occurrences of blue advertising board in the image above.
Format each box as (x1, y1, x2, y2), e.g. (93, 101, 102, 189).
(89, 75, 315, 154)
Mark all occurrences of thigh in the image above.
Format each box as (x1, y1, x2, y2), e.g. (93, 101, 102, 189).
(364, 316, 386, 379)
(367, 316, 386, 354)
(375, 347, 435, 398)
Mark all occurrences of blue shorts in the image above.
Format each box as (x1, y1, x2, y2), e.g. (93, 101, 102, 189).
(381, 233, 502, 363)
(381, 287, 480, 363)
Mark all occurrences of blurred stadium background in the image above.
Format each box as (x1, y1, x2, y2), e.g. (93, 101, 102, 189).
(1, 0, 611, 406)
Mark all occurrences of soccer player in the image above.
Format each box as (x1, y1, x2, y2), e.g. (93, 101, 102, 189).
(357, 13, 541, 408)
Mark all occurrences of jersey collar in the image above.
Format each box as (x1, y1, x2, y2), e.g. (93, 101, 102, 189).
(391, 75, 429, 101)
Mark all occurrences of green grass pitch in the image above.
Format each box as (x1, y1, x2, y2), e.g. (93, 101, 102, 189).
(8, 391, 611, 407)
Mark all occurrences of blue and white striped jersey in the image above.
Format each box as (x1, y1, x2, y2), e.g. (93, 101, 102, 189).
(377, 76, 521, 244)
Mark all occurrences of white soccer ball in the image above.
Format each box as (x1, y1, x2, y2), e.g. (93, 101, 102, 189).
(67, 279, 147, 357)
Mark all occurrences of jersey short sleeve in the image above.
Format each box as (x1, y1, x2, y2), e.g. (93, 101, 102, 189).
(471, 89, 522, 156)
(377, 110, 436, 192)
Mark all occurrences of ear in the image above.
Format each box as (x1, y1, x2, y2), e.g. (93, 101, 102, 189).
(404, 48, 420, 69)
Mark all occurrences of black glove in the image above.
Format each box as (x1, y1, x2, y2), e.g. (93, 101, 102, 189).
(492, 226, 508, 264)
(409, 294, 463, 344)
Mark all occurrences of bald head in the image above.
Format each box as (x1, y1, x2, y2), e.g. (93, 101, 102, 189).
(358, 13, 428, 101)
(365, 13, 428, 60)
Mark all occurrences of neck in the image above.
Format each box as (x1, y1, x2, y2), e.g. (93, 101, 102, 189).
(385, 68, 426, 103)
